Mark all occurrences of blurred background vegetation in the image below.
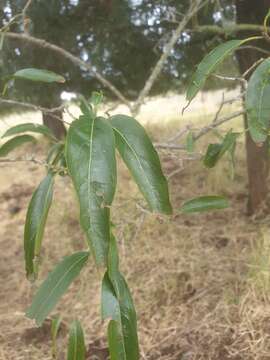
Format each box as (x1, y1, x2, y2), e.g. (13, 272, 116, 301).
(0, 0, 237, 109)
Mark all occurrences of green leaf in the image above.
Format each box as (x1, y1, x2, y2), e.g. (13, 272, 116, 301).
(65, 115, 117, 265)
(246, 58, 270, 143)
(203, 130, 239, 168)
(203, 143, 222, 168)
(181, 195, 229, 213)
(67, 320, 86, 360)
(51, 315, 62, 358)
(79, 96, 94, 119)
(186, 131, 195, 153)
(90, 91, 103, 107)
(107, 321, 126, 360)
(24, 172, 55, 280)
(13, 68, 65, 83)
(186, 38, 254, 103)
(101, 273, 139, 360)
(2, 123, 56, 141)
(110, 115, 172, 215)
(26, 252, 89, 326)
(51, 315, 62, 342)
(0, 134, 36, 157)
(47, 143, 65, 165)
(101, 235, 139, 360)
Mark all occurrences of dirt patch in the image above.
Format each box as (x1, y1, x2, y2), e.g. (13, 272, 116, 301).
(0, 121, 270, 360)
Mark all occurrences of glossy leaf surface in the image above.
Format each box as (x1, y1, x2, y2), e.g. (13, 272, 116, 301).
(66, 115, 116, 265)
(203, 130, 239, 168)
(26, 252, 89, 326)
(101, 236, 139, 360)
(2, 123, 56, 140)
(67, 320, 86, 360)
(181, 195, 229, 213)
(110, 115, 172, 214)
(24, 172, 54, 279)
(13, 68, 65, 83)
(0, 134, 36, 157)
(246, 58, 270, 143)
(186, 39, 251, 103)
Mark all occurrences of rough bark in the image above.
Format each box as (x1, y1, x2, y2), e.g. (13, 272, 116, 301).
(42, 110, 66, 140)
(236, 0, 270, 215)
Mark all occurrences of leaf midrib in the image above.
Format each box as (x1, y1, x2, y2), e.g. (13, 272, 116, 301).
(73, 323, 77, 360)
(87, 117, 95, 252)
(112, 127, 156, 210)
(258, 79, 268, 126)
(30, 253, 88, 323)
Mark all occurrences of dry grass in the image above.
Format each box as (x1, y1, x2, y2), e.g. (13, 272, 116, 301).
(1, 101, 270, 359)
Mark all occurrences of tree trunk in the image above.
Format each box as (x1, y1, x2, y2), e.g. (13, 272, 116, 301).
(236, 0, 270, 215)
(42, 110, 66, 140)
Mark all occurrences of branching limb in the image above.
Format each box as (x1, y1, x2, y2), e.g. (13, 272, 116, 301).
(242, 58, 264, 78)
(132, 0, 210, 114)
(0, 156, 44, 165)
(22, 0, 33, 34)
(188, 23, 269, 36)
(0, 98, 70, 124)
(155, 110, 245, 150)
(5, 32, 131, 108)
(213, 74, 247, 87)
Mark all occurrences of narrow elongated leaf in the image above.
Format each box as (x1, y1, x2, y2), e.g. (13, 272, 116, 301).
(0, 134, 36, 157)
(24, 172, 55, 279)
(101, 273, 139, 360)
(51, 315, 62, 343)
(246, 58, 270, 143)
(51, 315, 62, 358)
(47, 143, 65, 165)
(2, 123, 56, 140)
(203, 130, 239, 168)
(101, 236, 139, 360)
(181, 195, 229, 213)
(186, 38, 253, 103)
(67, 320, 86, 360)
(107, 320, 126, 360)
(13, 68, 65, 83)
(110, 115, 172, 215)
(66, 115, 116, 265)
(26, 252, 89, 326)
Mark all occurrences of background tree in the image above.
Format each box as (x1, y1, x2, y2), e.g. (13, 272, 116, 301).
(1, 0, 270, 214)
(235, 0, 270, 214)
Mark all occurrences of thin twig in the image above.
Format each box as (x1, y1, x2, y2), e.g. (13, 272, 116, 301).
(0, 156, 44, 165)
(194, 110, 245, 141)
(132, 0, 210, 114)
(64, 107, 77, 121)
(5, 32, 131, 108)
(0, 156, 67, 174)
(242, 58, 264, 78)
(167, 124, 191, 143)
(213, 93, 225, 123)
(155, 110, 245, 150)
(239, 45, 270, 56)
(22, 0, 32, 34)
(188, 23, 270, 36)
(213, 74, 247, 87)
(0, 98, 70, 124)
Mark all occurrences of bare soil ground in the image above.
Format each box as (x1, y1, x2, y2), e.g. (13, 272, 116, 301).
(1, 96, 270, 359)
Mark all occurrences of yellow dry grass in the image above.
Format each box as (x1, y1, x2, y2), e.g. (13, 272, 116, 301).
(1, 97, 270, 359)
